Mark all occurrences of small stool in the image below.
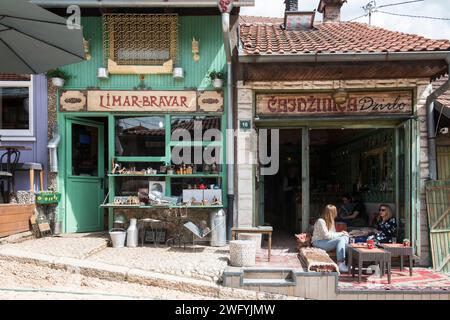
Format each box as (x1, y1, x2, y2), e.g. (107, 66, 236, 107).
(14, 162, 44, 193)
(229, 240, 256, 267)
(139, 218, 164, 247)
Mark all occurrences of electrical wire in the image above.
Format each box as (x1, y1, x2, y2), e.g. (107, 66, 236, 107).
(376, 0, 424, 9)
(377, 10, 450, 20)
(347, 13, 369, 22)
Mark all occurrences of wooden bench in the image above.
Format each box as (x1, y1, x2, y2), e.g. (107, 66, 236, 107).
(231, 226, 273, 261)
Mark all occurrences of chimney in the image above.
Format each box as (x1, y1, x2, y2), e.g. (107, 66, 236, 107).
(285, 0, 298, 12)
(317, 0, 347, 22)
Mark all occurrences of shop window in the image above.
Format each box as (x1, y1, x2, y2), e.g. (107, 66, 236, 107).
(0, 76, 33, 137)
(103, 14, 178, 74)
(171, 116, 222, 141)
(72, 123, 98, 176)
(116, 116, 166, 157)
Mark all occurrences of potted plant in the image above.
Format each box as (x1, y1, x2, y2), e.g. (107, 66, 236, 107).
(47, 68, 72, 87)
(207, 70, 224, 89)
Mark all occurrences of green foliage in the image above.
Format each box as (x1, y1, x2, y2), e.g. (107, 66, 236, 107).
(46, 68, 72, 81)
(207, 70, 224, 80)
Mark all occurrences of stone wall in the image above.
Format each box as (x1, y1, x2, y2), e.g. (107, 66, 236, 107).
(114, 208, 220, 242)
(235, 78, 432, 266)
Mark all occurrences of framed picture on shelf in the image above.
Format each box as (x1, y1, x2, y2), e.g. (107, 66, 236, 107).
(149, 181, 166, 195)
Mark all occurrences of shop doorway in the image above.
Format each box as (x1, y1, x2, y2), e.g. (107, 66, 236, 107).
(64, 117, 107, 233)
(308, 128, 397, 230)
(258, 125, 416, 245)
(261, 129, 302, 234)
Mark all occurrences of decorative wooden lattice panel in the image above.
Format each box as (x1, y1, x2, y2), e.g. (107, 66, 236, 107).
(426, 180, 450, 273)
(103, 14, 178, 66)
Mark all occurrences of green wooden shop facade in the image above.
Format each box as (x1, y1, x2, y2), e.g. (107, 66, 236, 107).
(54, 15, 229, 233)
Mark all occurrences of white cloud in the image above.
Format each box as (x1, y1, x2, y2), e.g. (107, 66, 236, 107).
(240, 0, 450, 40)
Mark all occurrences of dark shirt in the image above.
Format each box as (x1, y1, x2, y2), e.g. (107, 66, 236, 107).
(353, 201, 368, 223)
(376, 217, 397, 243)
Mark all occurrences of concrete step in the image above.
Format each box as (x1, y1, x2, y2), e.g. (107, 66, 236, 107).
(242, 269, 296, 287)
(243, 278, 296, 286)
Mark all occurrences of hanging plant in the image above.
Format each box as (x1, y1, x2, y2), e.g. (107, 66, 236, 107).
(47, 68, 72, 87)
(207, 70, 225, 88)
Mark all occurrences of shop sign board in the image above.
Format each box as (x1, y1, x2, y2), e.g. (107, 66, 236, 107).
(87, 90, 197, 112)
(59, 90, 224, 113)
(256, 91, 413, 116)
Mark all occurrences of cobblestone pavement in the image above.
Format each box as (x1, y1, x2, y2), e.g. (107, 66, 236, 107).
(0, 233, 230, 283)
(0, 259, 216, 300)
(88, 245, 230, 283)
(0, 233, 108, 259)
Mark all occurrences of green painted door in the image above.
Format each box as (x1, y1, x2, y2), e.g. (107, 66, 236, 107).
(65, 119, 104, 233)
(397, 119, 421, 256)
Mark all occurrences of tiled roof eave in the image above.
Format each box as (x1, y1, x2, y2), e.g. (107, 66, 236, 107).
(239, 50, 450, 63)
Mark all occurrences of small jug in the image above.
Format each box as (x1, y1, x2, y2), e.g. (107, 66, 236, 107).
(126, 218, 139, 248)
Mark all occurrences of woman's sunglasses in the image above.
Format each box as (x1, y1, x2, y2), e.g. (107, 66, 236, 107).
(379, 208, 386, 212)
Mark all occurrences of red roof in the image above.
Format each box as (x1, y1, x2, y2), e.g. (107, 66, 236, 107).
(239, 17, 450, 55)
(0, 74, 31, 81)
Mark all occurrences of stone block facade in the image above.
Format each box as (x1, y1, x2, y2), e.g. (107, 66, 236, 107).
(235, 78, 432, 266)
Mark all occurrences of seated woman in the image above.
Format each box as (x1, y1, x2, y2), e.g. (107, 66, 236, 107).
(368, 204, 397, 244)
(312, 204, 350, 273)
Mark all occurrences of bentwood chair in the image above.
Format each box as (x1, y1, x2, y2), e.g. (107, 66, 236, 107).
(0, 148, 20, 203)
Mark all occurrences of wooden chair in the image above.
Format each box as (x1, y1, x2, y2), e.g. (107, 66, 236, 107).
(0, 150, 20, 203)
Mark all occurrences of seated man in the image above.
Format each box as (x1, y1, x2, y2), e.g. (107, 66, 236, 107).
(336, 193, 368, 227)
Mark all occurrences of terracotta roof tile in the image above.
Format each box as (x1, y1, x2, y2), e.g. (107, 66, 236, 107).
(0, 74, 31, 81)
(239, 16, 450, 56)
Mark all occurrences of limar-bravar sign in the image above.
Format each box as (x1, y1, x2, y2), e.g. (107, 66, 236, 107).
(60, 90, 224, 113)
(256, 91, 413, 116)
(87, 91, 197, 112)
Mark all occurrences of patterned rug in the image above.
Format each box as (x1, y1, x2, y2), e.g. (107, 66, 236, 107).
(338, 267, 450, 292)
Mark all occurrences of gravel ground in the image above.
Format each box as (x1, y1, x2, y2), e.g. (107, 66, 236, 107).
(0, 259, 217, 300)
(88, 245, 230, 283)
(0, 233, 108, 259)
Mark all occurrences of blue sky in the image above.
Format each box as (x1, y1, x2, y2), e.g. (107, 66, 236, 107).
(241, 0, 450, 40)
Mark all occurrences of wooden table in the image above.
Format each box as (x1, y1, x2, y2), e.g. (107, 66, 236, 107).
(379, 243, 413, 276)
(231, 226, 273, 261)
(348, 244, 391, 283)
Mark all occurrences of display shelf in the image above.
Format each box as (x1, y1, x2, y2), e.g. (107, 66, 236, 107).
(169, 141, 222, 147)
(100, 204, 223, 209)
(108, 173, 222, 178)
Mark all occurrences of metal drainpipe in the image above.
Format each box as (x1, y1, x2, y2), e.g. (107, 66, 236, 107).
(221, 12, 234, 240)
(426, 55, 450, 181)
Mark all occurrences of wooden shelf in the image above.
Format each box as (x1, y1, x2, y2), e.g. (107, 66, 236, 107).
(100, 204, 223, 209)
(108, 174, 222, 178)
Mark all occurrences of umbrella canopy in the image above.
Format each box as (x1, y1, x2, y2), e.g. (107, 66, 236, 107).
(0, 0, 85, 74)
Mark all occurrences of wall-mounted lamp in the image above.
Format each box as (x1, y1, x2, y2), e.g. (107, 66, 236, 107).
(97, 67, 109, 79)
(173, 66, 184, 80)
(192, 38, 200, 62)
(333, 87, 348, 105)
(83, 38, 91, 60)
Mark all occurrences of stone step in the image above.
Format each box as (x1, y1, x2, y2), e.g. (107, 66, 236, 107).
(242, 278, 296, 287)
(242, 269, 296, 286)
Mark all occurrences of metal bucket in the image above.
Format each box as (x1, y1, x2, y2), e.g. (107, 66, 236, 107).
(210, 209, 226, 247)
(109, 228, 126, 248)
(53, 221, 62, 235)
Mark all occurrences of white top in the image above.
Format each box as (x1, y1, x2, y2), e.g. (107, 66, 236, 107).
(312, 218, 343, 242)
